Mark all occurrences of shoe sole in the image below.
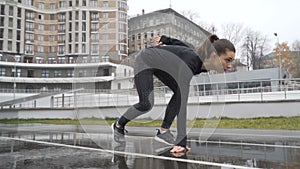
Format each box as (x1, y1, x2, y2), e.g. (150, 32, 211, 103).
(111, 123, 125, 144)
(154, 136, 174, 146)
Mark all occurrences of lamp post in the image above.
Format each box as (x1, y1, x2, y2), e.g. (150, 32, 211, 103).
(274, 33, 282, 90)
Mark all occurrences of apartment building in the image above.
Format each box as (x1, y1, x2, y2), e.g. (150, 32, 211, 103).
(0, 0, 130, 90)
(128, 8, 210, 53)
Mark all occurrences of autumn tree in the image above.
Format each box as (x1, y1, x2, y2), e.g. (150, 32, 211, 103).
(273, 42, 293, 73)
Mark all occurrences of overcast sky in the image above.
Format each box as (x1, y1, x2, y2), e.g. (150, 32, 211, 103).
(127, 0, 300, 48)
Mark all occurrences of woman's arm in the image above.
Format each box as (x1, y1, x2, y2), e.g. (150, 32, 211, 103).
(155, 35, 194, 48)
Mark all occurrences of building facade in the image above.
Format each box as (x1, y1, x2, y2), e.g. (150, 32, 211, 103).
(0, 0, 130, 91)
(128, 8, 210, 54)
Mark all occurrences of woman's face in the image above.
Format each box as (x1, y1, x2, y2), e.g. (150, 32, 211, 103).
(218, 50, 235, 72)
(204, 50, 235, 73)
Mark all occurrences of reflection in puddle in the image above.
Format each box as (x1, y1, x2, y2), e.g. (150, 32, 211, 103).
(0, 126, 300, 169)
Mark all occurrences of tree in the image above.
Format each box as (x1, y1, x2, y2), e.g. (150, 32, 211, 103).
(273, 42, 293, 72)
(240, 29, 270, 70)
(289, 40, 300, 78)
(221, 22, 244, 47)
(180, 10, 217, 34)
(181, 10, 200, 22)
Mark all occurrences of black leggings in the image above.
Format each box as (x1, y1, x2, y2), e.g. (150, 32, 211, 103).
(118, 68, 181, 129)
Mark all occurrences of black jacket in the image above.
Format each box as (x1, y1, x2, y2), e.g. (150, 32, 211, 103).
(156, 35, 204, 75)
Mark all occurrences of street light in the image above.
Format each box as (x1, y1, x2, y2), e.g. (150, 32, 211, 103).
(274, 33, 282, 90)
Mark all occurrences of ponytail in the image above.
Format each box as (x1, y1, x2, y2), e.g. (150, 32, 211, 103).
(196, 34, 235, 61)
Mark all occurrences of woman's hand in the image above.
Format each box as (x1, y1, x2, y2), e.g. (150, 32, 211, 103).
(154, 35, 163, 46)
(170, 145, 191, 153)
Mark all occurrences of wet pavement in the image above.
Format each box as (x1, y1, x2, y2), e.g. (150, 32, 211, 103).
(1, 124, 300, 169)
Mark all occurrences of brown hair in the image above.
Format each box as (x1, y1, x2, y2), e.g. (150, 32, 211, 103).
(196, 34, 235, 60)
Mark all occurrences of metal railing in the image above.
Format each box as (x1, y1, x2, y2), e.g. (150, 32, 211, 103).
(1, 78, 300, 109)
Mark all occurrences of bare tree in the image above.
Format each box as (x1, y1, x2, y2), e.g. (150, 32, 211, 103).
(180, 10, 217, 34)
(198, 22, 217, 34)
(240, 28, 270, 70)
(181, 10, 200, 22)
(292, 40, 300, 51)
(290, 40, 300, 77)
(221, 22, 244, 47)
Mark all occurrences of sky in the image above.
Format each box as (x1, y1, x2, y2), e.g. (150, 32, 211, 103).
(127, 0, 300, 49)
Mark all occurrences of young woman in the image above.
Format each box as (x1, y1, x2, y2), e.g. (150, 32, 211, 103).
(112, 34, 236, 153)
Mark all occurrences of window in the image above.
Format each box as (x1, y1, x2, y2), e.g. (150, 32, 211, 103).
(0, 5, 5, 15)
(58, 34, 65, 43)
(9, 6, 13, 16)
(58, 57, 65, 63)
(50, 3, 56, 9)
(17, 19, 21, 29)
(91, 33, 98, 42)
(0, 68, 5, 76)
(75, 11, 79, 20)
(59, 1, 67, 7)
(0, 17, 4, 26)
(49, 35, 55, 41)
(103, 68, 109, 76)
(92, 44, 98, 53)
(75, 44, 78, 53)
(103, 1, 109, 7)
(26, 11, 34, 20)
(38, 35, 44, 41)
(26, 22, 34, 31)
(82, 44, 86, 53)
(35, 57, 43, 63)
(91, 12, 98, 21)
(38, 24, 44, 30)
(50, 14, 55, 20)
(41, 70, 50, 78)
(48, 57, 55, 63)
(8, 29, 13, 39)
(82, 22, 86, 31)
(54, 70, 61, 77)
(26, 0, 34, 6)
(17, 69, 21, 77)
(68, 44, 72, 53)
(38, 14, 44, 20)
(103, 45, 109, 51)
(9, 18, 13, 27)
(103, 12, 109, 18)
(38, 46, 44, 52)
(58, 45, 65, 54)
(0, 40, 3, 50)
(102, 34, 109, 40)
(102, 23, 108, 30)
(82, 33, 86, 42)
(91, 23, 99, 31)
(82, 0, 86, 6)
(90, 0, 98, 7)
(82, 11, 86, 20)
(50, 24, 55, 31)
(58, 13, 66, 22)
(78, 70, 87, 77)
(39, 3, 45, 9)
(17, 8, 21, 17)
(49, 46, 55, 53)
(25, 44, 34, 54)
(67, 70, 74, 77)
(25, 33, 34, 41)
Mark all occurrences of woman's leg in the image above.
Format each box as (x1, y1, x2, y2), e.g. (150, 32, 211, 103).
(118, 69, 154, 127)
(154, 70, 181, 129)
